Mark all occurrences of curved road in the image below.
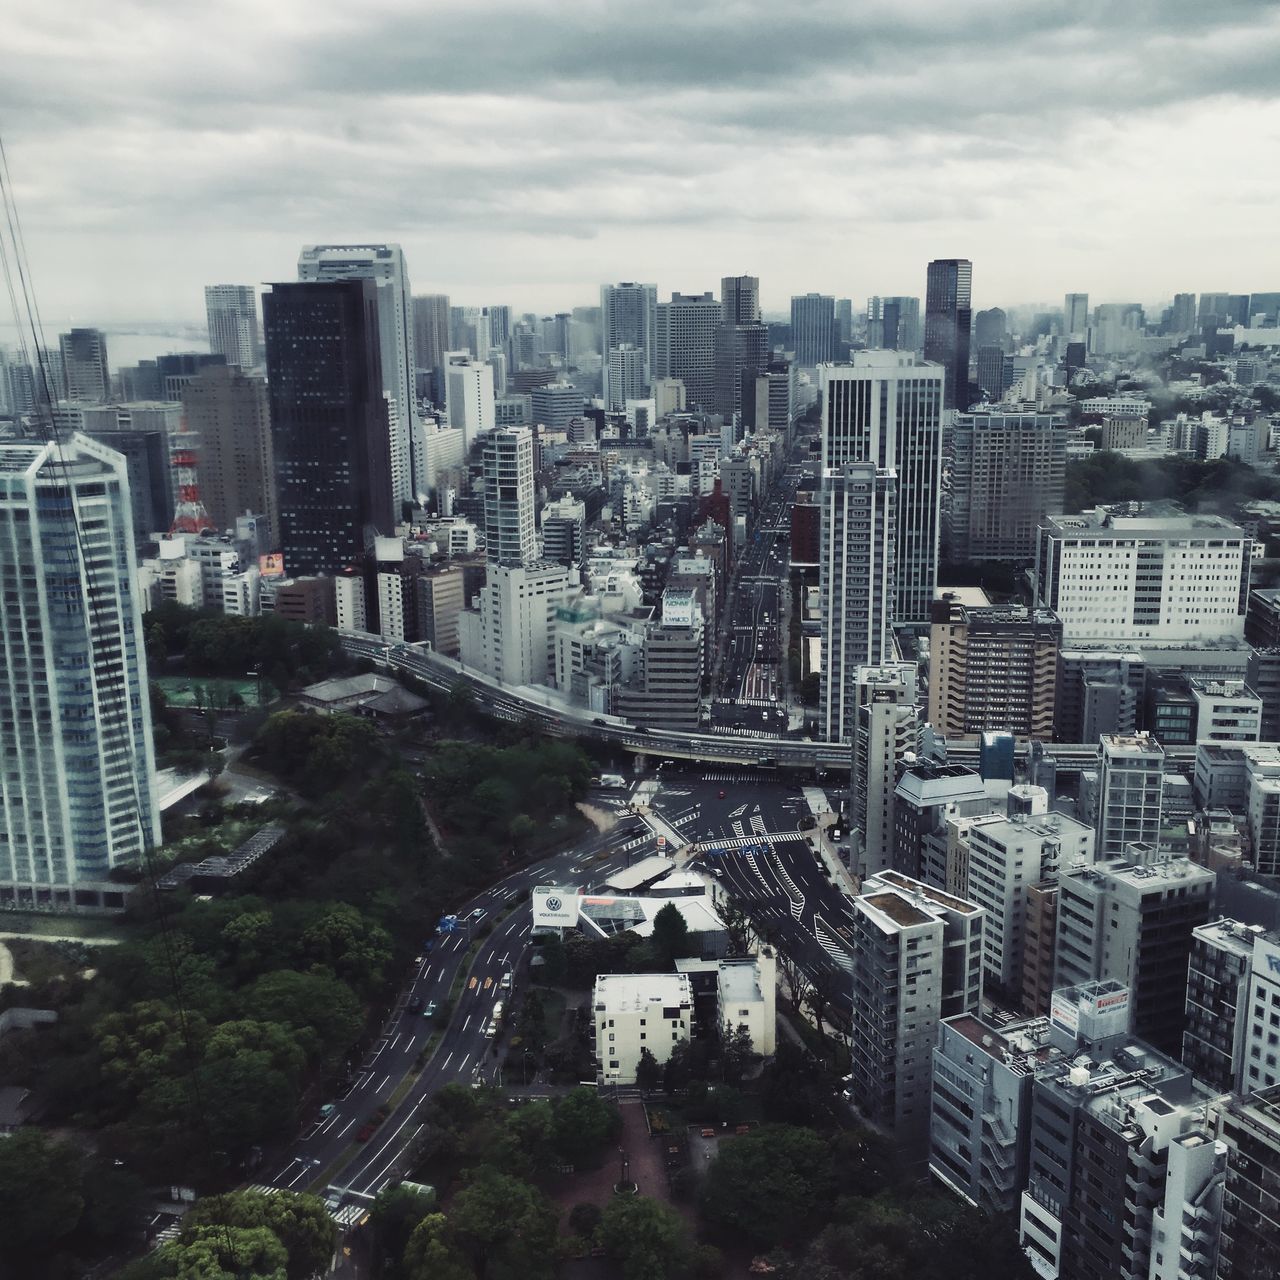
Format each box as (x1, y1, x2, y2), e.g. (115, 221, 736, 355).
(263, 811, 647, 1206)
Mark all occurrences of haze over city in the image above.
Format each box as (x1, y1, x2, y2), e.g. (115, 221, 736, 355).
(5, 0, 1280, 321)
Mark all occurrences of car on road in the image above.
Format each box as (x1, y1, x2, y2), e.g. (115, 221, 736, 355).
(408, 996, 423, 1014)
(423, 1000, 438, 1018)
(355, 1123, 375, 1142)
(468, 908, 486, 923)
(499, 971, 513, 991)
(718, 790, 726, 799)
(412, 954, 423, 965)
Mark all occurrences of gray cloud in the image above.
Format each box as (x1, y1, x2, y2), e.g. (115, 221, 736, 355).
(1, 0, 1278, 322)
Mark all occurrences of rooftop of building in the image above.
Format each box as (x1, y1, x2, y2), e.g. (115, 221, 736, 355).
(299, 672, 400, 703)
(1064, 854, 1215, 891)
(716, 958, 766, 1004)
(870, 869, 982, 915)
(1045, 509, 1244, 536)
(1100, 733, 1163, 757)
(860, 891, 934, 929)
(932, 585, 992, 608)
(931, 597, 1061, 629)
(592, 972, 691, 1013)
(944, 1014, 1055, 1071)
(1193, 917, 1269, 955)
(602, 856, 676, 893)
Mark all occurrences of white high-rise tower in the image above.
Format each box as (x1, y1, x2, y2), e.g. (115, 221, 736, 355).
(204, 284, 260, 370)
(483, 427, 536, 568)
(601, 282, 656, 410)
(820, 461, 898, 742)
(297, 244, 419, 506)
(0, 434, 160, 908)
(821, 352, 944, 625)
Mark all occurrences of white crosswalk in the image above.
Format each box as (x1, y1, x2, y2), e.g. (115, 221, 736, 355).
(813, 913, 855, 973)
(767, 847, 806, 919)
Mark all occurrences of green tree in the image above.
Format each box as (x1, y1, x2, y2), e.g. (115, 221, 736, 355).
(568, 1201, 602, 1238)
(240, 969, 362, 1062)
(370, 1185, 437, 1271)
(720, 1022, 753, 1085)
(551, 1087, 622, 1169)
(184, 1190, 335, 1280)
(0, 1130, 86, 1275)
(147, 1223, 289, 1280)
(598, 1194, 692, 1280)
(663, 1038, 692, 1094)
(635, 1045, 661, 1093)
(447, 1168, 559, 1280)
(298, 902, 392, 995)
(699, 1124, 836, 1249)
(651, 902, 695, 966)
(404, 1213, 473, 1280)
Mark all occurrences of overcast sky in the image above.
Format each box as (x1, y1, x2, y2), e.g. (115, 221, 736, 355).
(4, 0, 1279, 326)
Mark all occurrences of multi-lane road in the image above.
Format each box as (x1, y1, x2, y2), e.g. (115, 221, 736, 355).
(261, 808, 646, 1207)
(712, 463, 808, 736)
(647, 768, 856, 1018)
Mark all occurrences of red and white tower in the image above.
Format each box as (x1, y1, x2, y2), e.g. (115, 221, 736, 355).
(169, 417, 214, 535)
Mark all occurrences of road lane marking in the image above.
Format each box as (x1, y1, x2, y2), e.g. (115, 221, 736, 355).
(442, 1051, 453, 1069)
(462, 1014, 471, 1032)
(388, 1033, 401, 1053)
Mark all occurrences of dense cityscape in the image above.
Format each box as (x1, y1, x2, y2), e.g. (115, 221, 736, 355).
(3, 6, 1280, 1280)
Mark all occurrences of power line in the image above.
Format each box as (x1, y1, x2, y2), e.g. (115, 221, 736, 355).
(0, 129, 245, 1273)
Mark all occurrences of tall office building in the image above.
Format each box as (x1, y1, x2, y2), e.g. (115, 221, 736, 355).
(59, 328, 110, 402)
(653, 292, 720, 410)
(835, 298, 853, 348)
(714, 321, 768, 425)
(181, 365, 278, 546)
(867, 296, 921, 352)
(1035, 511, 1250, 643)
(790, 293, 836, 367)
(1054, 851, 1214, 1054)
(923, 259, 973, 410)
(458, 561, 574, 687)
(1217, 1087, 1280, 1278)
(849, 870, 984, 1161)
(720, 275, 760, 325)
(1182, 918, 1261, 1093)
(263, 280, 393, 577)
(0, 434, 160, 909)
(529, 382, 582, 432)
(204, 285, 260, 370)
(963, 806, 1095, 995)
(606, 344, 647, 410)
(297, 244, 418, 505)
(819, 462, 897, 742)
(1198, 292, 1231, 327)
(1063, 291, 1089, 337)
(1020, 1028, 1223, 1280)
(972, 307, 1006, 352)
(714, 275, 767, 425)
(482, 427, 536, 568)
(1238, 929, 1280, 1093)
(444, 353, 496, 450)
(927, 600, 1061, 740)
(1170, 292, 1197, 334)
(412, 294, 451, 392)
(944, 410, 1067, 563)
(850, 664, 918, 879)
(600, 282, 656, 410)
(1095, 732, 1164, 856)
(77, 403, 180, 543)
(821, 351, 944, 623)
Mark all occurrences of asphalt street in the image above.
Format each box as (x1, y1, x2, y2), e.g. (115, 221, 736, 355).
(648, 766, 857, 1017)
(261, 802, 645, 1207)
(711, 464, 805, 736)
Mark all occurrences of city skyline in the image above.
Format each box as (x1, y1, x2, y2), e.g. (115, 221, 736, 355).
(3, 2, 1279, 321)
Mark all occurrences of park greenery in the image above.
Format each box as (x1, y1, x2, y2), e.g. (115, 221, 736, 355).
(1064, 452, 1280, 516)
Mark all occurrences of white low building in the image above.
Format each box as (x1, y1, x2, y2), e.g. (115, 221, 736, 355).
(593, 973, 693, 1084)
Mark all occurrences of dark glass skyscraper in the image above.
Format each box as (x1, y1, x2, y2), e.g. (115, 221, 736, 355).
(263, 279, 393, 576)
(923, 258, 973, 410)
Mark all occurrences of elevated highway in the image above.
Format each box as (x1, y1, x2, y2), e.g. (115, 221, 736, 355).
(336, 632, 1198, 775)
